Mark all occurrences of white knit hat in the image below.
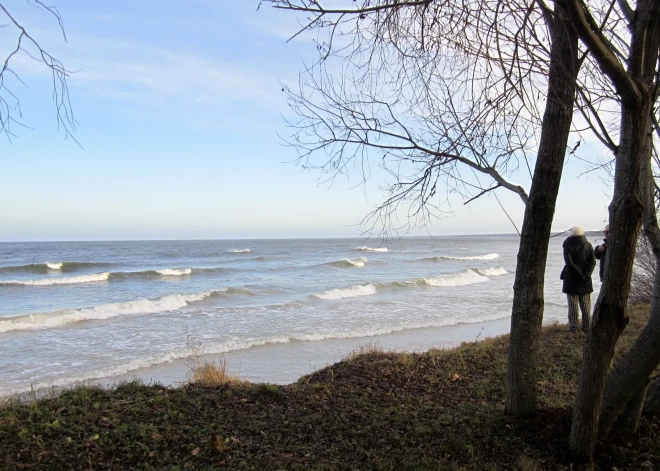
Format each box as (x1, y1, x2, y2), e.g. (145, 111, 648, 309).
(569, 225, 584, 236)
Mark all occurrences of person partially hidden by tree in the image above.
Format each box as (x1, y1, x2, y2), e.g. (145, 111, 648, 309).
(560, 226, 597, 333)
(594, 224, 609, 282)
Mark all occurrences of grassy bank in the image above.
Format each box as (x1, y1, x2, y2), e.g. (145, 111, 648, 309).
(1, 305, 658, 470)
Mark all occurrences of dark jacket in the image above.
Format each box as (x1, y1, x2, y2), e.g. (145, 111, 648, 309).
(594, 240, 607, 281)
(561, 235, 597, 294)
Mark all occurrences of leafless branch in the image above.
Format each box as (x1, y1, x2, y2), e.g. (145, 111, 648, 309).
(0, 1, 77, 143)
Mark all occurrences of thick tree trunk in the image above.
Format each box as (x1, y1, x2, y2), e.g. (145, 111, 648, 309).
(568, 105, 646, 459)
(598, 140, 660, 439)
(568, 0, 660, 457)
(643, 376, 660, 417)
(613, 379, 651, 435)
(505, 2, 579, 416)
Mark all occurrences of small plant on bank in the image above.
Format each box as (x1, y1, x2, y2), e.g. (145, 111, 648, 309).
(343, 341, 384, 361)
(185, 328, 241, 386)
(253, 383, 281, 397)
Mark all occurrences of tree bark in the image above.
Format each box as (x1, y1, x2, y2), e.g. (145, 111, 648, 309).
(505, 1, 579, 416)
(613, 379, 651, 435)
(598, 134, 660, 439)
(568, 0, 660, 455)
(643, 375, 660, 417)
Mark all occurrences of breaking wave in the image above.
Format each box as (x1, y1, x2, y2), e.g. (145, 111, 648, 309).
(422, 269, 490, 287)
(354, 246, 388, 252)
(230, 249, 251, 253)
(0, 288, 250, 333)
(313, 283, 378, 300)
(0, 261, 112, 274)
(0, 272, 111, 286)
(154, 268, 192, 276)
(421, 253, 500, 262)
(0, 267, 224, 286)
(312, 267, 510, 300)
(476, 266, 508, 277)
(327, 257, 368, 268)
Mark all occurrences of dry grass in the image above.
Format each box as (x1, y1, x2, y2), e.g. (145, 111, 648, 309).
(184, 329, 243, 386)
(342, 341, 385, 361)
(188, 357, 242, 386)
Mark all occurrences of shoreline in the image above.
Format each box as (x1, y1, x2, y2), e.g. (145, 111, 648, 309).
(1, 310, 566, 403)
(1, 304, 654, 470)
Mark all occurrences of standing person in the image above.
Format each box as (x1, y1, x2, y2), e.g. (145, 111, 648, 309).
(594, 224, 609, 281)
(560, 225, 597, 333)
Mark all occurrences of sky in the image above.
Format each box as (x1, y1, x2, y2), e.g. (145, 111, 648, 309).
(0, 0, 613, 241)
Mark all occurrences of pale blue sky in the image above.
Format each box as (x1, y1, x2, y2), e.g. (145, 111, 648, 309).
(0, 0, 612, 241)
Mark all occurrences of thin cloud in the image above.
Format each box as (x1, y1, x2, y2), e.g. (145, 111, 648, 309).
(7, 28, 284, 108)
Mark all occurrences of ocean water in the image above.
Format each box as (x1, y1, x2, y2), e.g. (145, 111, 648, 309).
(0, 235, 601, 398)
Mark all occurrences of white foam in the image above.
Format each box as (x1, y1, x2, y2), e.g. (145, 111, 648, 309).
(230, 249, 251, 253)
(477, 266, 508, 277)
(0, 307, 518, 398)
(313, 283, 377, 300)
(355, 246, 388, 252)
(155, 268, 192, 276)
(347, 257, 367, 267)
(423, 269, 490, 287)
(442, 253, 500, 261)
(0, 289, 226, 333)
(0, 272, 110, 286)
(46, 262, 63, 270)
(0, 335, 297, 399)
(293, 311, 512, 342)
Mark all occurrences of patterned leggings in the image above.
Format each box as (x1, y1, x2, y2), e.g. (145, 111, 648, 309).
(567, 293, 591, 333)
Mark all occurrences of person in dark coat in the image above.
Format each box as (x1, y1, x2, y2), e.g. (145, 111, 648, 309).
(594, 224, 609, 281)
(561, 225, 597, 333)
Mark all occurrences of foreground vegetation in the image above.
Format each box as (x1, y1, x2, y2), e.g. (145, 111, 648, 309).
(1, 305, 658, 470)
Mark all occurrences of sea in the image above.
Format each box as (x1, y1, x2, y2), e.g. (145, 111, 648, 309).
(0, 235, 603, 399)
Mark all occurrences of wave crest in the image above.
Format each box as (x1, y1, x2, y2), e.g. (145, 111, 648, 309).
(0, 272, 111, 286)
(155, 268, 192, 276)
(0, 261, 110, 274)
(0, 288, 233, 333)
(230, 249, 251, 253)
(442, 253, 500, 261)
(313, 283, 377, 300)
(476, 266, 508, 277)
(327, 257, 367, 268)
(421, 253, 500, 262)
(312, 266, 509, 300)
(422, 269, 490, 287)
(354, 246, 388, 252)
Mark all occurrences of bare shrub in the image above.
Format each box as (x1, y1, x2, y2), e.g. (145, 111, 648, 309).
(630, 234, 655, 305)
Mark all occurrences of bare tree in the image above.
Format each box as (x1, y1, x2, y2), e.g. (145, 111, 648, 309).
(265, 0, 585, 417)
(0, 1, 76, 142)
(590, 118, 660, 440)
(565, 0, 660, 458)
(268, 0, 660, 460)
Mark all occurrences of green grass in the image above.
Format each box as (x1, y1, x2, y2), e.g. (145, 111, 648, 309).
(1, 305, 658, 470)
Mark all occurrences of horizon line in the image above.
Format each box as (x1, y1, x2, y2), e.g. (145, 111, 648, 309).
(0, 230, 604, 243)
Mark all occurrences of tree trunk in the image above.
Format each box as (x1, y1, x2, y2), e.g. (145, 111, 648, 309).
(598, 136, 660, 439)
(569, 0, 660, 456)
(613, 379, 651, 435)
(568, 108, 646, 459)
(505, 1, 579, 416)
(643, 376, 660, 417)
